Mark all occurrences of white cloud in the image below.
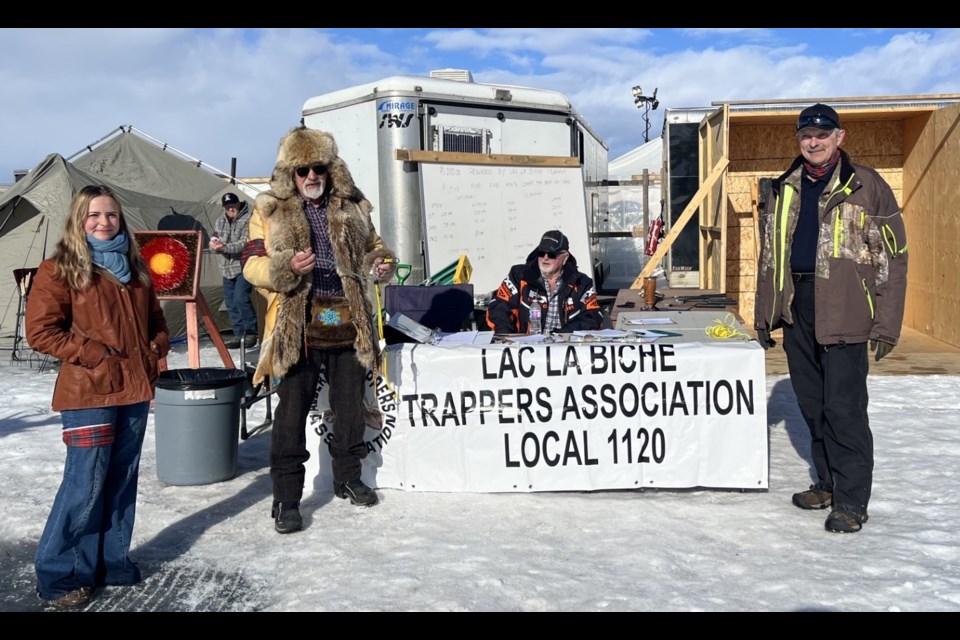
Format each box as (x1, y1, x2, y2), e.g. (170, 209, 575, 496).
(677, 28, 777, 41)
(1, 28, 959, 182)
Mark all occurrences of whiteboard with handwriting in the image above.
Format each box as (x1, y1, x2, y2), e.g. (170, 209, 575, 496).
(419, 163, 593, 296)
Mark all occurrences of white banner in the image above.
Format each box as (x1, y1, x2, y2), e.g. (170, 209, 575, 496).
(304, 341, 768, 494)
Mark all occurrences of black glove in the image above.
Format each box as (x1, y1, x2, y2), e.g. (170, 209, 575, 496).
(756, 327, 776, 350)
(871, 339, 894, 362)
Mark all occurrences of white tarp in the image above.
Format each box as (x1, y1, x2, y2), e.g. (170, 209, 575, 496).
(304, 341, 768, 493)
(608, 138, 663, 180)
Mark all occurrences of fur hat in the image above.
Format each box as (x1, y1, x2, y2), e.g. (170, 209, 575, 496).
(269, 126, 358, 201)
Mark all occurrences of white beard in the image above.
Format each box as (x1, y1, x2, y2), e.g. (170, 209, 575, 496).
(301, 183, 325, 201)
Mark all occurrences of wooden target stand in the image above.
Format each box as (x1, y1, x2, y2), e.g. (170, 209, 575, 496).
(135, 230, 235, 371)
(174, 292, 235, 370)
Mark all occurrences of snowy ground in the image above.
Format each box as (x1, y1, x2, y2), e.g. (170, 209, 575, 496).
(1, 340, 959, 612)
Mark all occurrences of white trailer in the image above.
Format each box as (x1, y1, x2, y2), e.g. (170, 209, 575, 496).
(301, 70, 608, 293)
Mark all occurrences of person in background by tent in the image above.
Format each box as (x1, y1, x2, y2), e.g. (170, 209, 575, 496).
(210, 192, 258, 349)
(754, 103, 908, 533)
(486, 229, 603, 335)
(26, 184, 170, 607)
(242, 127, 396, 534)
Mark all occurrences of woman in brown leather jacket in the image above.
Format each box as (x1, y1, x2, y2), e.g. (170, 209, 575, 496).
(26, 185, 170, 608)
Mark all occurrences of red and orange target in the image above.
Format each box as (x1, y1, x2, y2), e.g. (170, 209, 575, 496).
(134, 231, 203, 299)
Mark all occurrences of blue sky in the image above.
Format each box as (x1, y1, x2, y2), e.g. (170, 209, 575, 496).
(2, 28, 958, 183)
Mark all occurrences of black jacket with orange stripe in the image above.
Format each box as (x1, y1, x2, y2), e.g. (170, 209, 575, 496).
(486, 255, 603, 334)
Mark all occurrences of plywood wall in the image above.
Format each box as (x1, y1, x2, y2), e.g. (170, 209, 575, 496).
(725, 173, 763, 323)
(726, 118, 911, 332)
(656, 103, 960, 346)
(901, 105, 960, 347)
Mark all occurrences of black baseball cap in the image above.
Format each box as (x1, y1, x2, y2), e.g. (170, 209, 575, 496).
(535, 230, 569, 255)
(797, 103, 841, 131)
(221, 192, 241, 207)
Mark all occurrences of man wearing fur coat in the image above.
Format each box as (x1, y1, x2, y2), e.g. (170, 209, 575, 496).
(242, 126, 397, 533)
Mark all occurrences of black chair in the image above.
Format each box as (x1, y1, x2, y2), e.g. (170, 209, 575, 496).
(11, 268, 53, 371)
(382, 284, 475, 344)
(239, 339, 275, 440)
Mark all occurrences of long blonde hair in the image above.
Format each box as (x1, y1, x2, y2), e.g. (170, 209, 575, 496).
(52, 185, 152, 290)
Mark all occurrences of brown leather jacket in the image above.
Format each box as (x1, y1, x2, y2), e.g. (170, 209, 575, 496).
(26, 259, 170, 411)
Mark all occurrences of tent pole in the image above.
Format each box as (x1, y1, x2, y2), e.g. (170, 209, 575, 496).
(0, 195, 22, 234)
(124, 126, 257, 191)
(41, 218, 49, 260)
(68, 124, 261, 194)
(65, 125, 126, 161)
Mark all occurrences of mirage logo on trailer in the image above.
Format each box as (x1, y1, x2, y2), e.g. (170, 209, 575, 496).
(377, 100, 416, 129)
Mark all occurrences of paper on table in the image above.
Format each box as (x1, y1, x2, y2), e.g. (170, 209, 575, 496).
(386, 313, 435, 343)
(572, 329, 628, 338)
(625, 317, 675, 325)
(434, 330, 495, 346)
(472, 331, 494, 345)
(504, 334, 549, 343)
(629, 328, 666, 338)
(647, 329, 683, 338)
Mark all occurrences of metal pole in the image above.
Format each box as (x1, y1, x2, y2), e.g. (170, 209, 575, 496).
(643, 103, 651, 143)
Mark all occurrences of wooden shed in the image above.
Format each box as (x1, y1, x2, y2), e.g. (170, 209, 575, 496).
(637, 95, 960, 348)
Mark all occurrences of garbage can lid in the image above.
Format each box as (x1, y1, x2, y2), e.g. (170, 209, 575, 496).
(157, 367, 248, 391)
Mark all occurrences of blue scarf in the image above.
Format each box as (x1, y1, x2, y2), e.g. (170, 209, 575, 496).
(88, 231, 132, 284)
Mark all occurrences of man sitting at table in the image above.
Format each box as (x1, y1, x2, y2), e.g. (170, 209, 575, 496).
(486, 229, 603, 335)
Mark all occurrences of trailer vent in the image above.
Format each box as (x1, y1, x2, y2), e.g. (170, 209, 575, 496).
(432, 126, 490, 154)
(429, 68, 474, 83)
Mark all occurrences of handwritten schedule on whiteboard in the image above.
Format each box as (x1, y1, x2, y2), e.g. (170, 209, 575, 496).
(418, 163, 593, 296)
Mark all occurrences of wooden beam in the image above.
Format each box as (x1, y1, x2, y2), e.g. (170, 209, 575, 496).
(712, 94, 960, 106)
(183, 294, 236, 370)
(751, 180, 760, 262)
(196, 293, 235, 369)
(186, 301, 200, 369)
(395, 149, 580, 167)
(630, 157, 729, 288)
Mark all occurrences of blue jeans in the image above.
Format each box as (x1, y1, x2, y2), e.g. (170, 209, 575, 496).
(223, 274, 258, 338)
(35, 402, 149, 600)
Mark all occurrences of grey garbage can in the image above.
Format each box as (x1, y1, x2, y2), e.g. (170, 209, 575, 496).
(154, 368, 249, 486)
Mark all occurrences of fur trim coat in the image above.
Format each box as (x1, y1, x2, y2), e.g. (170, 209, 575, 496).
(243, 127, 396, 384)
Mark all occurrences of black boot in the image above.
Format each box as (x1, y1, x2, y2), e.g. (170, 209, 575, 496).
(271, 500, 303, 534)
(334, 479, 379, 507)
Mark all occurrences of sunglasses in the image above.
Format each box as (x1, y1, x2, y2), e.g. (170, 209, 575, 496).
(538, 251, 562, 259)
(295, 165, 327, 178)
(796, 114, 839, 131)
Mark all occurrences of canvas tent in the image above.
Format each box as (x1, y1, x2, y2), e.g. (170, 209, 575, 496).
(71, 126, 246, 205)
(0, 127, 255, 347)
